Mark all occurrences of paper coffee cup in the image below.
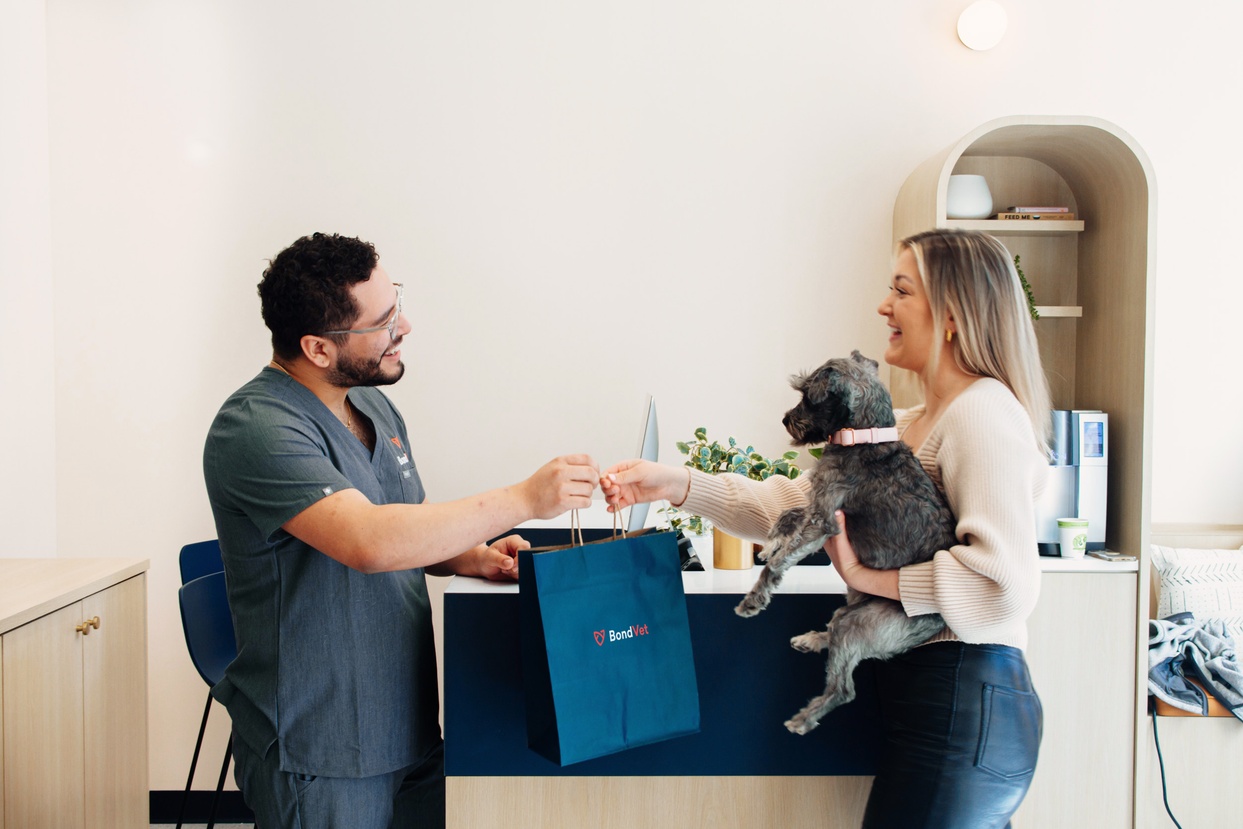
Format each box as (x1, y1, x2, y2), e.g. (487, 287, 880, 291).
(1057, 517, 1089, 558)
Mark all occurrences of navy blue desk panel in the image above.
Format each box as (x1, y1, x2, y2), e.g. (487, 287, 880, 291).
(444, 576, 883, 777)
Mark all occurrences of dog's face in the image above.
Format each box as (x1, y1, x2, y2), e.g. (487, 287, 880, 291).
(782, 350, 892, 444)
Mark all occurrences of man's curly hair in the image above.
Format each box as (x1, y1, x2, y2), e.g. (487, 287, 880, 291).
(258, 232, 379, 360)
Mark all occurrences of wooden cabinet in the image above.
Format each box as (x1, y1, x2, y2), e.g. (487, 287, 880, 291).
(1023, 569, 1139, 828)
(892, 116, 1157, 827)
(0, 558, 149, 829)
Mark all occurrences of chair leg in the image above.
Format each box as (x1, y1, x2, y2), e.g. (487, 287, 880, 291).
(176, 691, 214, 829)
(207, 734, 233, 829)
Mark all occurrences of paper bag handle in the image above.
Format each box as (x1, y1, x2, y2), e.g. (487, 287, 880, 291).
(569, 509, 584, 547)
(564, 507, 630, 547)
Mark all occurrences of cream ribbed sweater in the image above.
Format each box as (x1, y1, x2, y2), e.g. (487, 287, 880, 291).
(681, 377, 1047, 650)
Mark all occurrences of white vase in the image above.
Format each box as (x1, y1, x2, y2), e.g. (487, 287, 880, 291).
(945, 174, 993, 219)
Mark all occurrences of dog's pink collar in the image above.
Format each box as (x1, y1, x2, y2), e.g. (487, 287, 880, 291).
(830, 426, 900, 446)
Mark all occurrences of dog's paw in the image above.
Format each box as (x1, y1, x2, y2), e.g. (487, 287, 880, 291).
(790, 632, 826, 653)
(756, 545, 773, 562)
(735, 594, 767, 618)
(784, 714, 820, 736)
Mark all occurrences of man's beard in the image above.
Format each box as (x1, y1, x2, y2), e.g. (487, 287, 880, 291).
(327, 348, 405, 388)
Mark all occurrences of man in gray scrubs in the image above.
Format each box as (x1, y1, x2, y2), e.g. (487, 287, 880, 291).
(203, 232, 598, 828)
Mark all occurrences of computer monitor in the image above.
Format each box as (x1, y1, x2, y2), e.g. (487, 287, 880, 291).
(627, 395, 659, 532)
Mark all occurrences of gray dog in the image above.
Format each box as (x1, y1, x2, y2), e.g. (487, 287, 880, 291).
(735, 350, 957, 734)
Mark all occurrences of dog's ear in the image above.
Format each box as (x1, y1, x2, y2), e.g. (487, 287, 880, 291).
(851, 350, 879, 376)
(801, 366, 837, 406)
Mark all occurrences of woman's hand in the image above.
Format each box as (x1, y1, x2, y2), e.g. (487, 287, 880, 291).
(600, 460, 691, 512)
(825, 511, 901, 601)
(825, 511, 864, 583)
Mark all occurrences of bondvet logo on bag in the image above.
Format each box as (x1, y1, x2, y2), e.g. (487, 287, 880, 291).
(593, 623, 651, 646)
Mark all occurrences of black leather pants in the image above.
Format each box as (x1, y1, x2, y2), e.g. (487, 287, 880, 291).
(862, 642, 1042, 829)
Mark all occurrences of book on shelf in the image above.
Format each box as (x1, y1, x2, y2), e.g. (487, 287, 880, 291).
(992, 212, 1078, 221)
(1004, 206, 1070, 213)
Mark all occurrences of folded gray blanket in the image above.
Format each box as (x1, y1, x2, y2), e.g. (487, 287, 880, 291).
(1148, 612, 1243, 721)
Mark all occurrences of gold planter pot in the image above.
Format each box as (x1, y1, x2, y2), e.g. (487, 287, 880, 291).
(712, 528, 754, 570)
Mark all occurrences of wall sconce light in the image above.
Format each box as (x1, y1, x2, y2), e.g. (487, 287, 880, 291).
(957, 0, 1008, 51)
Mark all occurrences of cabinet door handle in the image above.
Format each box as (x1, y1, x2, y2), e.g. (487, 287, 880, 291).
(76, 616, 101, 635)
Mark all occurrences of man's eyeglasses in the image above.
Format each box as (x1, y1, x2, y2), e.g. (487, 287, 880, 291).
(322, 283, 404, 341)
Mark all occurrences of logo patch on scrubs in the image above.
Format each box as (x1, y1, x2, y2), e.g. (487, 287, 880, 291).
(390, 437, 410, 466)
(389, 436, 411, 477)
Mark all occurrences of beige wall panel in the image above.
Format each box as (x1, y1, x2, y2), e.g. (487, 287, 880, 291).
(1138, 715, 1243, 829)
(447, 776, 872, 828)
(0, 638, 4, 829)
(1140, 524, 1243, 828)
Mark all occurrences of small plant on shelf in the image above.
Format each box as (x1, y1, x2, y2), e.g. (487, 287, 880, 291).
(1014, 255, 1040, 321)
(659, 427, 802, 534)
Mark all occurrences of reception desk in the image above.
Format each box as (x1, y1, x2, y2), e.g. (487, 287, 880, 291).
(442, 529, 1141, 828)
(443, 530, 882, 827)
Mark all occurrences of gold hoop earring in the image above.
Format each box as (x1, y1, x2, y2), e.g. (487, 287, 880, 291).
(946, 329, 954, 343)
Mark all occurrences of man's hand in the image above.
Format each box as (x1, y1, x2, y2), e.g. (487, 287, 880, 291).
(520, 454, 600, 519)
(435, 534, 529, 580)
(477, 534, 528, 581)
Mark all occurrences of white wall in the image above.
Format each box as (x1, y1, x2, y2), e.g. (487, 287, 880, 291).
(1, 0, 56, 556)
(3, 0, 1240, 791)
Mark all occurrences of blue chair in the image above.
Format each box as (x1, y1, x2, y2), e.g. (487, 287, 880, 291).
(177, 563, 240, 828)
(179, 538, 223, 584)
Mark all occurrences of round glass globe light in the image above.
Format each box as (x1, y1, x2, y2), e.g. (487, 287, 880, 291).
(957, 0, 1008, 51)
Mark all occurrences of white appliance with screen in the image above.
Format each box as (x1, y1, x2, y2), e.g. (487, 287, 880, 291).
(627, 395, 659, 532)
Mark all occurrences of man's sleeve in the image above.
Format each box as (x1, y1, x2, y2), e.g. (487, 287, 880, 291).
(204, 396, 356, 541)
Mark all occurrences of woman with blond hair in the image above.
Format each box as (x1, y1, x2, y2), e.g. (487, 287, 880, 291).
(603, 229, 1050, 828)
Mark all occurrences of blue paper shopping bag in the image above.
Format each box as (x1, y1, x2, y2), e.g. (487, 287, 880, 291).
(519, 527, 700, 766)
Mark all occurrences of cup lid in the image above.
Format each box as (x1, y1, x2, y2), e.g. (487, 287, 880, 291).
(1056, 517, 1089, 527)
